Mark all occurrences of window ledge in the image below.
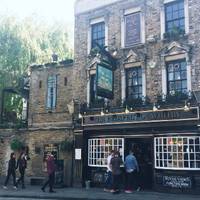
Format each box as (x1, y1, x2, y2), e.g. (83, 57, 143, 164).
(161, 33, 189, 43)
(121, 43, 146, 50)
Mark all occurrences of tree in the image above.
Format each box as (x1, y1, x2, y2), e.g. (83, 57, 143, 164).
(0, 15, 72, 122)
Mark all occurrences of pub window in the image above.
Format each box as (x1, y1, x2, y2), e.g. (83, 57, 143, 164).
(155, 136, 200, 170)
(165, 0, 185, 33)
(46, 75, 57, 109)
(88, 138, 124, 167)
(167, 59, 187, 94)
(91, 22, 105, 49)
(124, 12, 141, 47)
(126, 67, 142, 99)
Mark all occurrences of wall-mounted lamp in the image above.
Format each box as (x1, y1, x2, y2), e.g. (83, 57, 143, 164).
(153, 103, 158, 111)
(78, 113, 83, 119)
(100, 109, 105, 116)
(125, 106, 130, 114)
(184, 101, 190, 111)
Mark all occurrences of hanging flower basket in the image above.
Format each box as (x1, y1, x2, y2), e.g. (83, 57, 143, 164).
(10, 138, 25, 151)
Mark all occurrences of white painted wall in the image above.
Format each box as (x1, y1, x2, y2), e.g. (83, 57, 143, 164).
(75, 0, 120, 15)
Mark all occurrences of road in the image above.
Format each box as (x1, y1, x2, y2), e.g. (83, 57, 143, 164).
(0, 198, 55, 200)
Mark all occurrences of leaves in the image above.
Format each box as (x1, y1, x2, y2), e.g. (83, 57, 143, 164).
(0, 15, 72, 119)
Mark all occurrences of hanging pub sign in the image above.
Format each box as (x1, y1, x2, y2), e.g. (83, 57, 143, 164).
(96, 63, 114, 99)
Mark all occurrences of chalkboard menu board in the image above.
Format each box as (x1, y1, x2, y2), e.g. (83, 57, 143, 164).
(125, 12, 141, 46)
(163, 175, 192, 189)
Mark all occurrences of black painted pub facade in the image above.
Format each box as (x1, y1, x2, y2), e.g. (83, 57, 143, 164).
(77, 104, 200, 194)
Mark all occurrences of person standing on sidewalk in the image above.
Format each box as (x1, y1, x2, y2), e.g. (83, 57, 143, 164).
(104, 150, 114, 192)
(41, 152, 56, 193)
(110, 151, 123, 194)
(16, 152, 27, 189)
(124, 150, 140, 193)
(3, 152, 17, 190)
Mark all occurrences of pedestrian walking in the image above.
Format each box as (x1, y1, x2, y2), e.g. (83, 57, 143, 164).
(16, 152, 27, 189)
(3, 152, 17, 190)
(41, 152, 56, 193)
(104, 150, 114, 192)
(110, 151, 123, 194)
(124, 150, 140, 193)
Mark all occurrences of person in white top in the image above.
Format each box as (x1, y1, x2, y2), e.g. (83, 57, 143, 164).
(104, 150, 114, 192)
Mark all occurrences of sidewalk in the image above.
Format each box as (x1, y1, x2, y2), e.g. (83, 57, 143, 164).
(0, 186, 199, 200)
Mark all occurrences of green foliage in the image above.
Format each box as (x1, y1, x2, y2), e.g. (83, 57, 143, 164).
(163, 27, 185, 41)
(0, 15, 72, 119)
(10, 138, 24, 151)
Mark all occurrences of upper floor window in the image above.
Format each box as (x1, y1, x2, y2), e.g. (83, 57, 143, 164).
(91, 22, 105, 49)
(165, 0, 185, 33)
(167, 59, 187, 94)
(126, 67, 142, 99)
(124, 12, 141, 47)
(46, 75, 57, 109)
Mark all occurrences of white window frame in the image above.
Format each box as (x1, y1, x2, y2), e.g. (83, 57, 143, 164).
(87, 17, 108, 55)
(88, 138, 124, 167)
(154, 136, 200, 170)
(121, 7, 145, 48)
(46, 75, 57, 110)
(122, 64, 146, 102)
(162, 55, 191, 96)
(160, 0, 189, 40)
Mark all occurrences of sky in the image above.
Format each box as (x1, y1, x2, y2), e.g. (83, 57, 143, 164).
(0, 0, 75, 24)
(0, 0, 76, 44)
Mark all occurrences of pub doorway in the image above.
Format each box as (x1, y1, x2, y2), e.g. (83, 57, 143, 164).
(125, 137, 153, 190)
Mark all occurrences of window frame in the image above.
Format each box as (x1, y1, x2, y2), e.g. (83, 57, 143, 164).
(161, 0, 189, 39)
(88, 138, 124, 167)
(91, 21, 105, 49)
(154, 136, 200, 170)
(121, 7, 145, 48)
(46, 75, 57, 110)
(166, 59, 187, 95)
(126, 66, 143, 99)
(164, 0, 185, 33)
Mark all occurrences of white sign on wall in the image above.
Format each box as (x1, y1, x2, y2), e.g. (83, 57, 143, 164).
(75, 148, 82, 160)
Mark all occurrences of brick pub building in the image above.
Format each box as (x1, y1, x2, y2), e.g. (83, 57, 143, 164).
(1, 0, 200, 194)
(73, 0, 200, 194)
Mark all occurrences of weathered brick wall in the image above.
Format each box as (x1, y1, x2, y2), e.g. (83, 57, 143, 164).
(74, 0, 200, 105)
(28, 63, 73, 127)
(0, 128, 73, 186)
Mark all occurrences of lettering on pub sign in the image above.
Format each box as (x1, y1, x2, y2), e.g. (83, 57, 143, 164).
(83, 107, 199, 126)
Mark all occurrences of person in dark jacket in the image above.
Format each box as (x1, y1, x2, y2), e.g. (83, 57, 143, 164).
(16, 152, 27, 189)
(110, 151, 123, 194)
(3, 152, 17, 189)
(41, 152, 56, 193)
